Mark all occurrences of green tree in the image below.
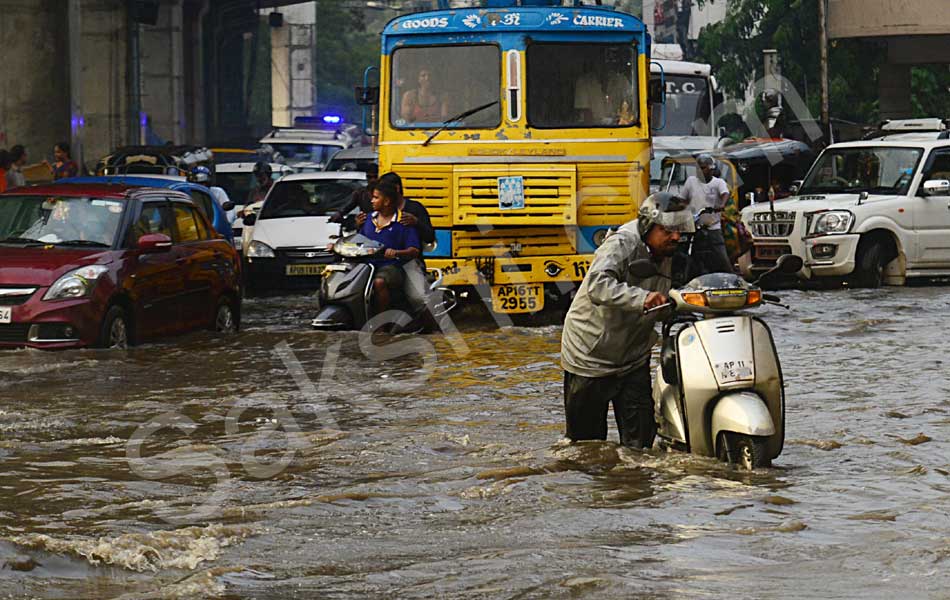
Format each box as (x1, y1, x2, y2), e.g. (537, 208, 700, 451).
(694, 0, 884, 125)
(314, 1, 386, 125)
(910, 65, 950, 119)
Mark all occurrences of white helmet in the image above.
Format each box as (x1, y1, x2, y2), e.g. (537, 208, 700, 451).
(637, 192, 695, 237)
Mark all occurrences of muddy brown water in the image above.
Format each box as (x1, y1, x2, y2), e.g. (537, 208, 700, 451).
(1, 286, 949, 598)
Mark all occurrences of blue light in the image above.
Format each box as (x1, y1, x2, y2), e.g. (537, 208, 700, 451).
(322, 114, 342, 124)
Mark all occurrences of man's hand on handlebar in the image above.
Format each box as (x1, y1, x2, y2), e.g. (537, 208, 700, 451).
(644, 292, 669, 311)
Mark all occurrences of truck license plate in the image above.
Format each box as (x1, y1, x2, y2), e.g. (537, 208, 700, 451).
(0, 307, 10, 324)
(491, 283, 543, 313)
(286, 264, 325, 276)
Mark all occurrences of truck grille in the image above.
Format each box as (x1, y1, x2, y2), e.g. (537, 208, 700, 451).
(453, 227, 577, 258)
(395, 164, 452, 228)
(453, 166, 576, 226)
(749, 211, 796, 238)
(577, 163, 640, 226)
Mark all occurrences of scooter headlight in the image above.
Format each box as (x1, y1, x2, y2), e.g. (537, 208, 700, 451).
(705, 289, 753, 310)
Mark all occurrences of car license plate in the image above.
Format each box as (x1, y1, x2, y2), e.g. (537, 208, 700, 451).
(286, 264, 325, 276)
(0, 307, 11, 324)
(491, 283, 543, 313)
(754, 245, 791, 259)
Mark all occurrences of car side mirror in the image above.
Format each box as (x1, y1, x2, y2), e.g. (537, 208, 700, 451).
(922, 179, 950, 196)
(221, 201, 235, 211)
(242, 213, 257, 226)
(137, 233, 173, 253)
(629, 259, 659, 279)
(789, 180, 803, 194)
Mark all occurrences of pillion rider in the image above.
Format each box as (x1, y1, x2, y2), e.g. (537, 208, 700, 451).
(560, 193, 695, 449)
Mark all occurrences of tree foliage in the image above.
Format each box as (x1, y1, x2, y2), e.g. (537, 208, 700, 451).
(314, 1, 385, 124)
(694, 0, 885, 125)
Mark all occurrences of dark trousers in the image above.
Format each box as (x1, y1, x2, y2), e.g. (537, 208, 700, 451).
(563, 366, 656, 449)
(690, 228, 734, 278)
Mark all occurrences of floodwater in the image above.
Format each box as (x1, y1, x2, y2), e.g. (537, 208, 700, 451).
(1, 286, 949, 599)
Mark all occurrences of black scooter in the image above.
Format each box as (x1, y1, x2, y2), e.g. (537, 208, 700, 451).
(311, 230, 456, 332)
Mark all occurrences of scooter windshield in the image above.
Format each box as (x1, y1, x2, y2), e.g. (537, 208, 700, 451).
(333, 233, 385, 257)
(683, 272, 751, 292)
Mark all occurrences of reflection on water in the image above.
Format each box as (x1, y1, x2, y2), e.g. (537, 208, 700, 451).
(1, 288, 950, 598)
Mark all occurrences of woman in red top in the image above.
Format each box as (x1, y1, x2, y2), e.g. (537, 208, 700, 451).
(400, 69, 448, 124)
(49, 142, 79, 180)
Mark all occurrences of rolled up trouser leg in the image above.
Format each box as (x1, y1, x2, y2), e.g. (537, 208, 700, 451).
(692, 229, 734, 275)
(402, 258, 428, 315)
(613, 365, 656, 449)
(563, 371, 612, 441)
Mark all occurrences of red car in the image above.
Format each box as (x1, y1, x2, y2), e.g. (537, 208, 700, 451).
(0, 183, 242, 349)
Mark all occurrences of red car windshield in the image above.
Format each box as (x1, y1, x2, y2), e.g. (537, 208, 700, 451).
(0, 195, 126, 248)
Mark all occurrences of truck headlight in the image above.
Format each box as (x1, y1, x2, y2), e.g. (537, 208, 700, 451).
(247, 241, 276, 258)
(43, 265, 109, 301)
(812, 211, 854, 235)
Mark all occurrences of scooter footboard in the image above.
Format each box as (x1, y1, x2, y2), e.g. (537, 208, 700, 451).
(711, 392, 776, 443)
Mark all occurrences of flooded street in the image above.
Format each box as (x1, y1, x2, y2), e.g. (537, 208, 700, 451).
(2, 286, 950, 599)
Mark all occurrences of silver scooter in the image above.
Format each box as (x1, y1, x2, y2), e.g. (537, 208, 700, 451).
(634, 254, 803, 470)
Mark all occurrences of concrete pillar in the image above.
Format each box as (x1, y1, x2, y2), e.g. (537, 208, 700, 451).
(0, 1, 69, 168)
(79, 0, 129, 165)
(140, 0, 186, 144)
(878, 63, 913, 120)
(270, 2, 316, 127)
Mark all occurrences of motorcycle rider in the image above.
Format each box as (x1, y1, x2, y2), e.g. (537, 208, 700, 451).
(560, 192, 694, 448)
(681, 153, 733, 276)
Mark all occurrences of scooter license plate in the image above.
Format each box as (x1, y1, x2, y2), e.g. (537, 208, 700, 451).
(286, 264, 326, 276)
(491, 283, 543, 313)
(714, 360, 753, 383)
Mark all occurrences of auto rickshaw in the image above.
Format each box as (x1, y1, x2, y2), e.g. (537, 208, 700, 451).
(659, 138, 816, 264)
(95, 145, 215, 179)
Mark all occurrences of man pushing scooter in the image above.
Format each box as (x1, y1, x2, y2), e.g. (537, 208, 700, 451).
(561, 193, 695, 449)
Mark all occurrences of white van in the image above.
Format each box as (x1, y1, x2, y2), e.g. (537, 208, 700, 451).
(243, 171, 367, 292)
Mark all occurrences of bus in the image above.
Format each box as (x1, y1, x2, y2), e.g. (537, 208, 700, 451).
(373, 0, 655, 315)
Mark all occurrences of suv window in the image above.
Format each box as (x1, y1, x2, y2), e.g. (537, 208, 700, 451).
(131, 202, 173, 245)
(173, 205, 202, 243)
(921, 149, 950, 185)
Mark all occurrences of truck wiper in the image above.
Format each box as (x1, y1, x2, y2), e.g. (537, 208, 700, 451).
(423, 100, 499, 147)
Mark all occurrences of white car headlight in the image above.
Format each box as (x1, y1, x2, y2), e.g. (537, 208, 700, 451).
(812, 211, 854, 235)
(247, 241, 276, 258)
(43, 265, 110, 301)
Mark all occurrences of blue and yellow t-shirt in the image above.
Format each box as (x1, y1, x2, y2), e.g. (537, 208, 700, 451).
(359, 210, 420, 267)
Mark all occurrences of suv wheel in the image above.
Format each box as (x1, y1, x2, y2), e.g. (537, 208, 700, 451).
(851, 241, 886, 288)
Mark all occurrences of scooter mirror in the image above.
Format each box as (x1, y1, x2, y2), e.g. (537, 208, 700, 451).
(629, 259, 659, 279)
(775, 254, 804, 274)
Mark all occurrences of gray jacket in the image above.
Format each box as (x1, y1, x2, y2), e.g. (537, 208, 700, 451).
(561, 220, 672, 378)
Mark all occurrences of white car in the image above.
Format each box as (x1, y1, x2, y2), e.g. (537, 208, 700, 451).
(741, 139, 950, 287)
(259, 126, 360, 170)
(243, 171, 367, 292)
(214, 162, 292, 252)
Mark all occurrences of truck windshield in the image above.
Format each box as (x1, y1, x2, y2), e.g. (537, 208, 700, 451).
(800, 147, 923, 195)
(662, 74, 712, 136)
(527, 42, 638, 129)
(390, 45, 501, 129)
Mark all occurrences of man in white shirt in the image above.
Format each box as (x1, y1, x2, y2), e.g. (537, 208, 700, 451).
(681, 154, 733, 275)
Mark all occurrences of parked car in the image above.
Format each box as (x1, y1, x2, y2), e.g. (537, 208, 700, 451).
(59, 176, 235, 245)
(324, 146, 378, 173)
(0, 183, 242, 349)
(741, 139, 950, 287)
(243, 171, 366, 292)
(215, 162, 293, 253)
